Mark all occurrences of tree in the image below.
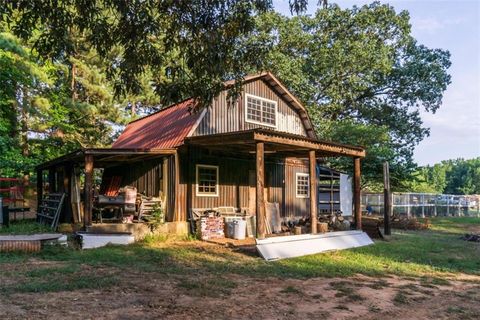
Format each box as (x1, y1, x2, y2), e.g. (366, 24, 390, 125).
(408, 158, 480, 195)
(0, 31, 128, 177)
(249, 3, 451, 188)
(1, 0, 309, 108)
(0, 32, 53, 176)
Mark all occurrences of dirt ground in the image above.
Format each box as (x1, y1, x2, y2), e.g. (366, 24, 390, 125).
(0, 259, 479, 320)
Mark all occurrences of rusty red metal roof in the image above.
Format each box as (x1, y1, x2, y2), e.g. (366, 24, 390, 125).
(112, 99, 201, 149)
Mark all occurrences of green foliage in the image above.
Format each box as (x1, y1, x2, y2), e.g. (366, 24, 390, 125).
(0, 219, 52, 234)
(1, 0, 308, 107)
(148, 204, 165, 230)
(250, 2, 451, 188)
(408, 158, 480, 195)
(0, 30, 128, 177)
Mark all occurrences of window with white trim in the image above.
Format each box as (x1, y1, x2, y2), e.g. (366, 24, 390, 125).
(196, 165, 219, 196)
(296, 173, 309, 198)
(245, 94, 277, 127)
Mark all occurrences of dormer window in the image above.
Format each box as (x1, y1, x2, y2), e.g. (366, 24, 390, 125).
(245, 94, 277, 128)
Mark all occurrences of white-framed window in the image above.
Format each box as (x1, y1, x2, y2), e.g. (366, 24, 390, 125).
(296, 173, 310, 198)
(196, 164, 219, 197)
(245, 94, 277, 128)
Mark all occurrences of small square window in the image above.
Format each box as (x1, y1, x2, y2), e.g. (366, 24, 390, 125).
(296, 173, 309, 198)
(196, 165, 219, 197)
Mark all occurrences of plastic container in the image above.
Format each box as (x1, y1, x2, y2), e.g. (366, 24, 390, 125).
(225, 221, 235, 238)
(233, 220, 246, 240)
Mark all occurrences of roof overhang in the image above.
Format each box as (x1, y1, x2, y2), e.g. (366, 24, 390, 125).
(185, 129, 365, 158)
(36, 148, 176, 170)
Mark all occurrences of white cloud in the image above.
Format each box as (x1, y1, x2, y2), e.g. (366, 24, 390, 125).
(413, 16, 467, 34)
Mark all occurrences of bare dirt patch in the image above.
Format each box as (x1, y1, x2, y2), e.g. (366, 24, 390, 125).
(1, 262, 479, 320)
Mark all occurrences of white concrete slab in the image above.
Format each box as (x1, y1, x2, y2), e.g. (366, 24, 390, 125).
(256, 230, 374, 261)
(77, 232, 135, 249)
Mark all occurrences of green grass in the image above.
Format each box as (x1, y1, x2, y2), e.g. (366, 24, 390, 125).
(0, 217, 479, 295)
(0, 219, 52, 234)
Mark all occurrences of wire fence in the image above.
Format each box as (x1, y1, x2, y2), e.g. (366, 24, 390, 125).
(362, 192, 480, 218)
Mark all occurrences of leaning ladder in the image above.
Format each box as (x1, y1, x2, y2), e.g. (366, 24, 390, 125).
(36, 193, 65, 231)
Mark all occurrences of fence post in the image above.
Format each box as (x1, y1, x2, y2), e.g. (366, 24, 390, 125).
(446, 197, 450, 216)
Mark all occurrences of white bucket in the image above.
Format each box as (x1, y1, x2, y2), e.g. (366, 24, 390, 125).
(233, 220, 246, 240)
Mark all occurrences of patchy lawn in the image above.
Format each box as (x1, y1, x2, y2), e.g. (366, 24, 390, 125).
(0, 217, 479, 319)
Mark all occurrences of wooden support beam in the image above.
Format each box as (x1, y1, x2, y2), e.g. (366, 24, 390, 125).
(353, 157, 362, 230)
(83, 154, 94, 228)
(383, 162, 392, 236)
(63, 165, 73, 223)
(256, 142, 266, 239)
(309, 150, 317, 234)
(36, 169, 43, 214)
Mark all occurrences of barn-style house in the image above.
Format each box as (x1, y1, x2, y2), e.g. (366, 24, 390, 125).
(36, 73, 366, 247)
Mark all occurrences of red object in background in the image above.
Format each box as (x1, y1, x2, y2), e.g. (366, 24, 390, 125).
(0, 178, 24, 205)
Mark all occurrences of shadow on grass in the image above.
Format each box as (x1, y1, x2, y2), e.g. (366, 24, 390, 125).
(1, 217, 479, 295)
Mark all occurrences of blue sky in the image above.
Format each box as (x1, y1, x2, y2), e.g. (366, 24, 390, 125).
(274, 0, 480, 166)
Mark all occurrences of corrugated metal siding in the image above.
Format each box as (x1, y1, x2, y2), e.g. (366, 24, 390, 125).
(284, 158, 310, 220)
(188, 150, 251, 210)
(186, 149, 310, 221)
(193, 79, 308, 137)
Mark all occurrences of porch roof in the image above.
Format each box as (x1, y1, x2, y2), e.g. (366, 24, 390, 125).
(185, 129, 366, 158)
(36, 148, 176, 170)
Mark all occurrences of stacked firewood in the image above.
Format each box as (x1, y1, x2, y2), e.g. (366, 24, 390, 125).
(196, 216, 224, 240)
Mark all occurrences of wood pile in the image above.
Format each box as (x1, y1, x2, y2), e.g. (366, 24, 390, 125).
(461, 234, 480, 242)
(391, 217, 430, 230)
(196, 216, 224, 240)
(362, 217, 384, 239)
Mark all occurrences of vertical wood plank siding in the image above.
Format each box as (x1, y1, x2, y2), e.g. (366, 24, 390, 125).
(284, 158, 310, 221)
(193, 79, 307, 137)
(186, 148, 310, 221)
(102, 159, 163, 198)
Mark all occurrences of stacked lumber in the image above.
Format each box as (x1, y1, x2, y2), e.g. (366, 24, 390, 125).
(197, 216, 224, 240)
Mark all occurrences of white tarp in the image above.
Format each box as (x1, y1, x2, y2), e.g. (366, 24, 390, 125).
(340, 174, 353, 216)
(256, 230, 373, 261)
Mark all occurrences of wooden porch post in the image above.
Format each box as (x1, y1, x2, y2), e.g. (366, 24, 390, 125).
(256, 142, 266, 239)
(309, 150, 317, 234)
(84, 154, 94, 228)
(353, 157, 362, 230)
(36, 169, 43, 213)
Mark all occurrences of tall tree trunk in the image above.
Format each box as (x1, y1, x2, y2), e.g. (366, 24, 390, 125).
(71, 62, 77, 101)
(20, 86, 29, 157)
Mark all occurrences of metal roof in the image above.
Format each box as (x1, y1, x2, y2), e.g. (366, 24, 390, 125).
(112, 98, 202, 149)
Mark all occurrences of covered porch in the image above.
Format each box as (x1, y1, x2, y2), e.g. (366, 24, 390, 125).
(185, 128, 366, 239)
(35, 148, 182, 233)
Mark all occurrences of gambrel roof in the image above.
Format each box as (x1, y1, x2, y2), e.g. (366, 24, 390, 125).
(112, 72, 316, 149)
